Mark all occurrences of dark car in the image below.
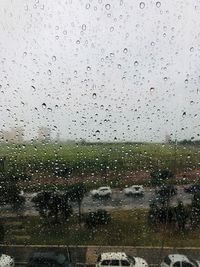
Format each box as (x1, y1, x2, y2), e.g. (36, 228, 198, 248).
(28, 252, 71, 267)
(184, 184, 200, 194)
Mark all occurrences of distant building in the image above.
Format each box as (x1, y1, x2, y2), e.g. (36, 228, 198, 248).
(37, 127, 51, 142)
(0, 127, 24, 143)
(165, 133, 172, 144)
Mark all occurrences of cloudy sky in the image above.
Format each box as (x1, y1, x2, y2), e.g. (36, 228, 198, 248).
(0, 0, 200, 142)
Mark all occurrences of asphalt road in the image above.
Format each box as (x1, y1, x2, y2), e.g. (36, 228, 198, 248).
(11, 186, 192, 215)
(0, 186, 193, 216)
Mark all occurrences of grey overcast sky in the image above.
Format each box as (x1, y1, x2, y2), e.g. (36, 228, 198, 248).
(0, 0, 200, 142)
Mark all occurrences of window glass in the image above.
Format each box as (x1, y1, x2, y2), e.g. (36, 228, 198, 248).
(121, 260, 130, 266)
(109, 260, 120, 266)
(173, 262, 181, 267)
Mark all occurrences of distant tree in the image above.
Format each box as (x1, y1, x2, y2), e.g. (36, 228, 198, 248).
(174, 201, 189, 232)
(150, 169, 174, 186)
(0, 172, 25, 211)
(32, 191, 72, 224)
(32, 191, 53, 218)
(0, 221, 5, 242)
(60, 192, 73, 221)
(68, 183, 87, 223)
(85, 209, 111, 228)
(191, 192, 200, 228)
(84, 209, 111, 238)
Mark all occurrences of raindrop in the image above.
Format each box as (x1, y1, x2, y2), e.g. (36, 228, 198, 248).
(150, 87, 155, 93)
(85, 3, 90, 9)
(48, 107, 52, 112)
(47, 69, 52, 75)
(92, 93, 97, 99)
(118, 64, 121, 69)
(190, 47, 194, 52)
(87, 66, 91, 71)
(185, 79, 188, 84)
(190, 100, 194, 105)
(76, 40, 80, 44)
(139, 2, 145, 9)
(110, 27, 114, 32)
(123, 48, 128, 54)
(82, 24, 86, 31)
(31, 85, 36, 92)
(42, 103, 46, 109)
(23, 52, 27, 57)
(182, 111, 186, 117)
(156, 2, 161, 8)
(105, 4, 111, 10)
(52, 56, 56, 62)
(134, 61, 139, 66)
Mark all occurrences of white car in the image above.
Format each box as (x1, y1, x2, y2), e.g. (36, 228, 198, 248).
(91, 187, 112, 198)
(161, 254, 200, 267)
(124, 185, 144, 196)
(96, 252, 148, 267)
(0, 253, 14, 267)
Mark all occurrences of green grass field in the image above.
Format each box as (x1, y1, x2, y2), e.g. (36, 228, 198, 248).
(0, 142, 200, 192)
(0, 142, 200, 174)
(3, 210, 200, 247)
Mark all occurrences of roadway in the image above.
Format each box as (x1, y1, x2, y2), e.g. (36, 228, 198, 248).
(17, 186, 193, 215)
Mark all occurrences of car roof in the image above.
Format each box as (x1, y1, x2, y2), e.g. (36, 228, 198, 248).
(168, 254, 189, 262)
(99, 187, 110, 190)
(100, 252, 128, 260)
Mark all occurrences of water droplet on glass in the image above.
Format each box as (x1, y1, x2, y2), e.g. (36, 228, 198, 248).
(63, 30, 67, 35)
(23, 52, 27, 57)
(52, 56, 56, 62)
(123, 48, 128, 54)
(190, 100, 194, 105)
(139, 2, 145, 9)
(156, 2, 161, 8)
(118, 64, 121, 69)
(110, 27, 114, 32)
(134, 61, 139, 66)
(92, 93, 97, 99)
(185, 79, 188, 84)
(31, 85, 36, 92)
(85, 3, 90, 9)
(182, 111, 186, 118)
(82, 24, 86, 31)
(105, 4, 111, 10)
(150, 87, 155, 93)
(42, 103, 46, 109)
(47, 69, 52, 75)
(190, 47, 194, 52)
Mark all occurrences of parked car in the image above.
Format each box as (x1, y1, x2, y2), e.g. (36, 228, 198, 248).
(184, 184, 200, 194)
(91, 187, 112, 198)
(161, 254, 200, 267)
(27, 252, 71, 267)
(96, 252, 148, 267)
(0, 253, 14, 267)
(124, 185, 144, 196)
